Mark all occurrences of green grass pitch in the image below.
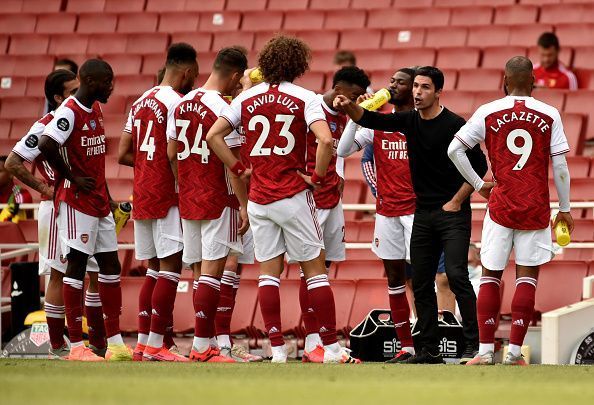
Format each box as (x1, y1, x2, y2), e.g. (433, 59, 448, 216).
(1, 359, 593, 404)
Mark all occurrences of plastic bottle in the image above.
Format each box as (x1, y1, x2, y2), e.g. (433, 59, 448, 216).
(554, 218, 571, 247)
(359, 88, 391, 111)
(249, 68, 264, 84)
(114, 202, 132, 235)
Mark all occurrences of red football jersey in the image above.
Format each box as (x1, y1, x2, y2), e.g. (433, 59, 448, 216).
(168, 88, 241, 220)
(221, 82, 326, 205)
(305, 96, 347, 209)
(44, 97, 110, 217)
(12, 112, 58, 201)
(456, 96, 570, 230)
(534, 62, 578, 91)
(354, 127, 416, 217)
(124, 86, 180, 220)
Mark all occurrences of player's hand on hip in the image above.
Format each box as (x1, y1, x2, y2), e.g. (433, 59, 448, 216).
(297, 171, 321, 190)
(553, 211, 574, 234)
(40, 183, 54, 199)
(478, 181, 495, 200)
(238, 207, 250, 236)
(239, 168, 252, 183)
(74, 176, 96, 193)
(442, 199, 461, 213)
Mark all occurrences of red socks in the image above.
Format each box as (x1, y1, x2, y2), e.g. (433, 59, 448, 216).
(510, 277, 537, 347)
(258, 275, 284, 347)
(388, 285, 413, 349)
(476, 276, 501, 345)
(84, 291, 106, 349)
(150, 271, 180, 336)
(193, 275, 221, 338)
(215, 271, 236, 337)
(98, 274, 122, 339)
(44, 302, 66, 349)
(138, 269, 158, 337)
(300, 276, 318, 336)
(306, 275, 337, 346)
(63, 277, 84, 344)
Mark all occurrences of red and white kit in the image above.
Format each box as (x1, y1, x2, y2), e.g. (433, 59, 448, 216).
(44, 96, 117, 256)
(305, 96, 347, 262)
(455, 96, 570, 270)
(168, 88, 243, 264)
(124, 86, 183, 260)
(221, 82, 326, 262)
(353, 126, 416, 261)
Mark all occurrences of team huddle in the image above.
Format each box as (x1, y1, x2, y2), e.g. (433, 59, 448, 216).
(5, 34, 573, 365)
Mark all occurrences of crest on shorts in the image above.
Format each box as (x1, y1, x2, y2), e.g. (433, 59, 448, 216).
(375, 237, 380, 247)
(60, 254, 67, 264)
(29, 323, 50, 347)
(81, 234, 89, 244)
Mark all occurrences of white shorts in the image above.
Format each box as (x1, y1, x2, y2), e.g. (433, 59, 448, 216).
(372, 213, 414, 261)
(248, 189, 323, 263)
(480, 210, 554, 271)
(58, 202, 118, 257)
(134, 206, 183, 260)
(238, 228, 255, 265)
(317, 202, 346, 262)
(182, 207, 243, 264)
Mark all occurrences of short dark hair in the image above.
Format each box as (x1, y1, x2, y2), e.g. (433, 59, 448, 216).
(398, 67, 416, 79)
(334, 50, 356, 66)
(45, 69, 77, 111)
(414, 66, 444, 91)
(79, 59, 113, 80)
(166, 42, 198, 67)
(332, 66, 370, 89)
(213, 46, 248, 76)
(537, 32, 560, 50)
(0, 155, 7, 163)
(54, 58, 78, 74)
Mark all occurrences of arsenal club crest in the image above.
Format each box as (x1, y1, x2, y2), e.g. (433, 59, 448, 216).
(81, 234, 89, 244)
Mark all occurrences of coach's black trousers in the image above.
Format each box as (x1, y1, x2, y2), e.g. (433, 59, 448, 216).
(410, 207, 478, 354)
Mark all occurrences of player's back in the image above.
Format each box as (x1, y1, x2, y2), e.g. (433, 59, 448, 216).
(126, 86, 180, 219)
(224, 82, 325, 205)
(477, 96, 569, 229)
(173, 88, 240, 220)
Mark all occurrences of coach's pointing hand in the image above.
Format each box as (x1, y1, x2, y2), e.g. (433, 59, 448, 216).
(333, 95, 364, 122)
(74, 176, 96, 193)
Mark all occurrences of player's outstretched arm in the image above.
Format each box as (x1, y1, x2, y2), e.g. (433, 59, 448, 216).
(334, 95, 405, 133)
(552, 153, 574, 233)
(206, 117, 247, 179)
(5, 152, 53, 199)
(118, 131, 134, 167)
(39, 135, 95, 192)
(337, 120, 362, 158)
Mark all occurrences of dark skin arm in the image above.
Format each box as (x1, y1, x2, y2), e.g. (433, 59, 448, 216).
(118, 131, 134, 167)
(38, 135, 95, 192)
(5, 152, 53, 199)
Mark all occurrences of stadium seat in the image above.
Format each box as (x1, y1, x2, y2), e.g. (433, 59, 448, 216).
(0, 97, 42, 119)
(540, 3, 594, 24)
(350, 0, 392, 9)
(332, 280, 357, 334)
(494, 5, 538, 25)
(467, 25, 511, 47)
(565, 219, 594, 242)
(104, 0, 145, 12)
(482, 46, 527, 69)
(308, 50, 336, 73)
(47, 34, 88, 55)
(8, 118, 33, 140)
(171, 278, 195, 333)
(211, 31, 254, 52)
(102, 54, 142, 75)
(568, 178, 594, 201)
(22, 0, 61, 12)
(36, 13, 77, 34)
(346, 50, 391, 71)
(527, 47, 573, 69)
(324, 10, 366, 30)
(566, 156, 591, 178)
(575, 69, 594, 90)
(337, 261, 385, 280)
(119, 277, 142, 332)
(170, 32, 213, 53)
(310, 0, 349, 10)
(107, 178, 133, 201)
(348, 279, 389, 330)
(242, 11, 283, 32)
(339, 29, 382, 51)
(230, 280, 258, 335)
(253, 30, 294, 51)
(118, 12, 159, 33)
(101, 94, 128, 117)
(268, 0, 309, 10)
(559, 113, 586, 156)
(391, 48, 436, 69)
(77, 13, 118, 34)
(252, 279, 302, 336)
(368, 8, 451, 29)
(0, 35, 8, 54)
(555, 24, 594, 48)
(192, 52, 218, 75)
(345, 221, 359, 243)
(295, 30, 338, 52)
(471, 90, 504, 110)
(0, 77, 27, 98)
(158, 12, 200, 33)
(342, 179, 365, 205)
(225, 0, 266, 10)
(66, 0, 105, 12)
(457, 69, 502, 91)
(536, 261, 588, 313)
(0, 14, 37, 34)
(25, 76, 44, 97)
(573, 47, 594, 70)
(284, 10, 325, 31)
(145, 0, 185, 12)
(183, 0, 224, 11)
(381, 28, 425, 49)
(2, 0, 23, 13)
(424, 26, 467, 48)
(17, 220, 38, 243)
(87, 34, 127, 55)
(199, 11, 241, 32)
(508, 24, 554, 48)
(0, 55, 53, 77)
(564, 91, 594, 140)
(294, 72, 325, 94)
(450, 6, 494, 26)
(441, 69, 458, 91)
(531, 89, 566, 112)
(357, 221, 375, 243)
(436, 47, 480, 69)
(0, 120, 10, 139)
(434, 0, 514, 5)
(126, 33, 169, 54)
(440, 91, 475, 115)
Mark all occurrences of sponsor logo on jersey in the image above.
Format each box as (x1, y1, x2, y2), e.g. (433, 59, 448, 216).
(57, 118, 70, 131)
(81, 234, 89, 244)
(25, 134, 38, 148)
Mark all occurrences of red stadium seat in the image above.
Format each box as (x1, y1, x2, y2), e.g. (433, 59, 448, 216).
(471, 90, 504, 111)
(18, 220, 38, 243)
(381, 28, 425, 49)
(332, 280, 357, 334)
(324, 10, 366, 30)
(22, 0, 61, 12)
(145, 0, 185, 12)
(199, 11, 241, 32)
(467, 25, 511, 47)
(118, 13, 159, 33)
(295, 30, 338, 52)
(439, 91, 475, 115)
(437, 47, 480, 70)
(309, 50, 335, 73)
(102, 115, 126, 139)
(527, 47, 573, 69)
(253, 30, 296, 51)
(184, 0, 224, 11)
(104, 0, 145, 12)
(158, 13, 201, 33)
(294, 72, 325, 93)
(268, 0, 309, 10)
(348, 50, 393, 71)
(48, 34, 89, 55)
(0, 14, 36, 34)
(424, 26, 467, 48)
(8, 118, 34, 140)
(36, 14, 77, 34)
(242, 11, 283, 32)
(531, 89, 566, 112)
(574, 69, 594, 90)
(566, 156, 590, 178)
(482, 46, 527, 69)
(349, 279, 389, 330)
(350, 0, 392, 8)
(0, 120, 10, 139)
(450, 6, 493, 26)
(113, 75, 156, 97)
(107, 178, 133, 201)
(311, 0, 350, 10)
(337, 261, 385, 280)
(170, 32, 213, 53)
(555, 24, 594, 48)
(569, 178, 594, 201)
(441, 69, 458, 91)
(508, 24, 554, 48)
(540, 3, 593, 25)
(494, 5, 538, 25)
(457, 69, 502, 91)
(77, 13, 118, 34)
(24, 76, 46, 99)
(471, 220, 483, 242)
(0, 97, 43, 119)
(230, 280, 258, 335)
(141, 54, 166, 75)
(126, 33, 169, 54)
(536, 261, 588, 313)
(564, 91, 594, 140)
(252, 279, 302, 336)
(101, 54, 142, 75)
(88, 34, 127, 55)
(343, 180, 365, 205)
(172, 278, 195, 333)
(339, 29, 382, 51)
(67, 0, 105, 12)
(368, 8, 450, 29)
(284, 10, 325, 31)
(560, 113, 586, 156)
(0, 77, 27, 98)
(226, 0, 266, 10)
(563, 219, 594, 242)
(573, 47, 594, 70)
(0, 35, 8, 54)
(2, 0, 23, 13)
(345, 221, 359, 243)
(211, 31, 254, 52)
(391, 48, 435, 69)
(357, 221, 375, 243)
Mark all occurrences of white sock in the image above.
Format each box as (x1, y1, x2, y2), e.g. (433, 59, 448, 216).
(193, 337, 210, 353)
(402, 346, 415, 355)
(324, 342, 341, 355)
(70, 341, 84, 348)
(137, 333, 149, 346)
(479, 343, 494, 355)
(146, 332, 164, 349)
(304, 333, 322, 353)
(217, 335, 232, 349)
(509, 344, 522, 357)
(107, 334, 124, 346)
(271, 344, 287, 359)
(209, 337, 218, 348)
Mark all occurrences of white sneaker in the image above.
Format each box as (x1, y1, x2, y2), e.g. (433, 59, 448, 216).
(323, 347, 361, 364)
(466, 351, 495, 365)
(271, 344, 288, 363)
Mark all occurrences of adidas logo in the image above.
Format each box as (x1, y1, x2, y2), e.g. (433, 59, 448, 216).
(138, 310, 149, 317)
(195, 311, 207, 319)
(513, 319, 525, 327)
(269, 327, 279, 334)
(485, 318, 495, 325)
(319, 326, 328, 333)
(82, 123, 89, 131)
(151, 309, 159, 316)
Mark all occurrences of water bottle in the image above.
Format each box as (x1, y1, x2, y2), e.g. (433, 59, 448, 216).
(359, 88, 391, 111)
(114, 202, 132, 235)
(554, 218, 571, 247)
(249, 68, 264, 84)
